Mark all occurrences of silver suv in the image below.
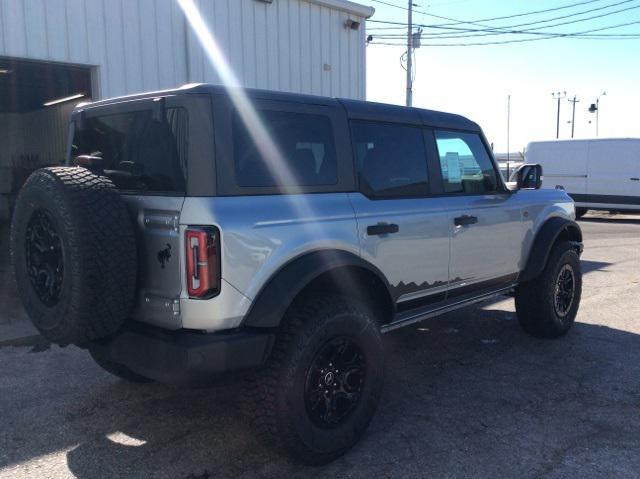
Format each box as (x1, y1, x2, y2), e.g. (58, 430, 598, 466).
(10, 84, 583, 464)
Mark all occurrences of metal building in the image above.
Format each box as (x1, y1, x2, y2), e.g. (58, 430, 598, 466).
(0, 0, 374, 219)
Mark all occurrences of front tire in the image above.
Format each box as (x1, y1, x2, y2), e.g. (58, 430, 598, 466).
(247, 294, 384, 465)
(516, 241, 582, 338)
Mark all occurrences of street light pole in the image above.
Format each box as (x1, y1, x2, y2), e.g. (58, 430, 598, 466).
(507, 94, 511, 179)
(588, 91, 606, 137)
(596, 98, 600, 137)
(552, 91, 566, 139)
(596, 91, 606, 137)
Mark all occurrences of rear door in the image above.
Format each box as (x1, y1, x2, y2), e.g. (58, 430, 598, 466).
(70, 95, 212, 329)
(432, 130, 524, 292)
(348, 121, 451, 307)
(587, 140, 640, 207)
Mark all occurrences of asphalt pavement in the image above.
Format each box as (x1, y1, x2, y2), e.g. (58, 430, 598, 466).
(1, 212, 639, 478)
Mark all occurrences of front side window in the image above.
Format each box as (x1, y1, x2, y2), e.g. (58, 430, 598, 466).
(233, 110, 338, 187)
(434, 130, 498, 194)
(71, 107, 187, 193)
(351, 121, 429, 198)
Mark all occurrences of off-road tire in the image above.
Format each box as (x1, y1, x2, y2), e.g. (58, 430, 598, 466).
(516, 241, 582, 338)
(575, 207, 588, 219)
(246, 294, 384, 465)
(89, 348, 151, 383)
(10, 167, 137, 346)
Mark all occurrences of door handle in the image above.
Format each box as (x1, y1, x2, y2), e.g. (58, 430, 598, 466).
(631, 177, 640, 181)
(367, 223, 399, 236)
(454, 215, 478, 226)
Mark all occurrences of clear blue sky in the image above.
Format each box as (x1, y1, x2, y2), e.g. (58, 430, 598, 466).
(365, 0, 640, 152)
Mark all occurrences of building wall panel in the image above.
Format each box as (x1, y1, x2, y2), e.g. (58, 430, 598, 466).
(23, 0, 48, 59)
(0, 0, 370, 100)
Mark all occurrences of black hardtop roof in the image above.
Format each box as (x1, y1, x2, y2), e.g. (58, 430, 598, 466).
(75, 83, 480, 132)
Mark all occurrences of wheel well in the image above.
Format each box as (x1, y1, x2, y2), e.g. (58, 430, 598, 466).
(293, 266, 395, 325)
(558, 224, 582, 242)
(520, 218, 583, 283)
(554, 223, 582, 246)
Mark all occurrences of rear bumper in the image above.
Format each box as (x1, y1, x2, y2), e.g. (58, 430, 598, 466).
(91, 322, 275, 386)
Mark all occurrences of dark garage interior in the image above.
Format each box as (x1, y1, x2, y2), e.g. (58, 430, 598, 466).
(0, 57, 93, 221)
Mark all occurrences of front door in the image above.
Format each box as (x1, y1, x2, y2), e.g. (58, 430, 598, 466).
(349, 121, 450, 307)
(432, 130, 524, 294)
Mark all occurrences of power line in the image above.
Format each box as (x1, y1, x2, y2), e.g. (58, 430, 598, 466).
(367, 9, 640, 36)
(367, 19, 640, 46)
(369, 0, 609, 28)
(369, 0, 640, 39)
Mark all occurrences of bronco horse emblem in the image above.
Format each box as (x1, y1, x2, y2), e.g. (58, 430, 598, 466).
(157, 243, 172, 269)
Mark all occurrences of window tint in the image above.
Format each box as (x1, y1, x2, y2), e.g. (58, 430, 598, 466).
(233, 110, 337, 187)
(434, 130, 498, 194)
(351, 121, 429, 198)
(71, 107, 187, 193)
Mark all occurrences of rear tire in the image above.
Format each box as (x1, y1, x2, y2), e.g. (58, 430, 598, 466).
(516, 241, 582, 338)
(246, 294, 384, 465)
(89, 348, 151, 383)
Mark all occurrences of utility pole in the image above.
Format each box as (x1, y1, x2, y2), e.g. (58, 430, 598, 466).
(568, 95, 580, 138)
(552, 91, 566, 139)
(406, 0, 413, 107)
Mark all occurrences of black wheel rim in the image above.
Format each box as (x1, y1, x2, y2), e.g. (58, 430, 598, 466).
(25, 210, 64, 307)
(304, 336, 366, 428)
(554, 264, 575, 318)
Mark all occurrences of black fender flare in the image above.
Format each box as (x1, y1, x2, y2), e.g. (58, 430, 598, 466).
(242, 250, 394, 328)
(520, 217, 583, 283)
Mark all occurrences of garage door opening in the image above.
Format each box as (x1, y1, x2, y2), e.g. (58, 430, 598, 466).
(0, 57, 93, 220)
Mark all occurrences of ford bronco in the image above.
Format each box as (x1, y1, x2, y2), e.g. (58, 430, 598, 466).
(10, 84, 583, 464)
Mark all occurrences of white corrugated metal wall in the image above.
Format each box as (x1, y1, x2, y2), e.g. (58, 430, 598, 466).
(0, 0, 372, 204)
(0, 0, 371, 100)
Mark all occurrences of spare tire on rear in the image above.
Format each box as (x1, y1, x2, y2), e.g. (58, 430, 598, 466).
(10, 167, 137, 346)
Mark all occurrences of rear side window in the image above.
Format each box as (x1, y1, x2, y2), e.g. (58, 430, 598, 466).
(233, 110, 338, 187)
(351, 121, 429, 198)
(434, 130, 497, 194)
(71, 107, 188, 193)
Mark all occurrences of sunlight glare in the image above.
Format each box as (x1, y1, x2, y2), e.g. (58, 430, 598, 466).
(177, 0, 298, 190)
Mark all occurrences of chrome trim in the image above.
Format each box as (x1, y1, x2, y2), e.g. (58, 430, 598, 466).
(396, 283, 450, 303)
(382, 285, 517, 333)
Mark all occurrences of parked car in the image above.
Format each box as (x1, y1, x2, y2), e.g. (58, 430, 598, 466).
(10, 84, 583, 464)
(526, 138, 640, 218)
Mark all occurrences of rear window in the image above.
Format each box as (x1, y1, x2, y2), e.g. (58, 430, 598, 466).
(232, 109, 338, 187)
(71, 107, 188, 193)
(351, 121, 429, 198)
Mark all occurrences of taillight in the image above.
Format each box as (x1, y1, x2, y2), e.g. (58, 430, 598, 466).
(185, 227, 220, 298)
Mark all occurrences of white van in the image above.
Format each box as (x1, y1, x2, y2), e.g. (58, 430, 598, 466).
(526, 138, 640, 217)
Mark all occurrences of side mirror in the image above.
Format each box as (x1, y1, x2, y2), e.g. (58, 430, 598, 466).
(515, 163, 543, 190)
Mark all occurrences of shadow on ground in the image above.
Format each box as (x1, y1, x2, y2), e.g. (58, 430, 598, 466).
(581, 260, 613, 274)
(1, 302, 639, 478)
